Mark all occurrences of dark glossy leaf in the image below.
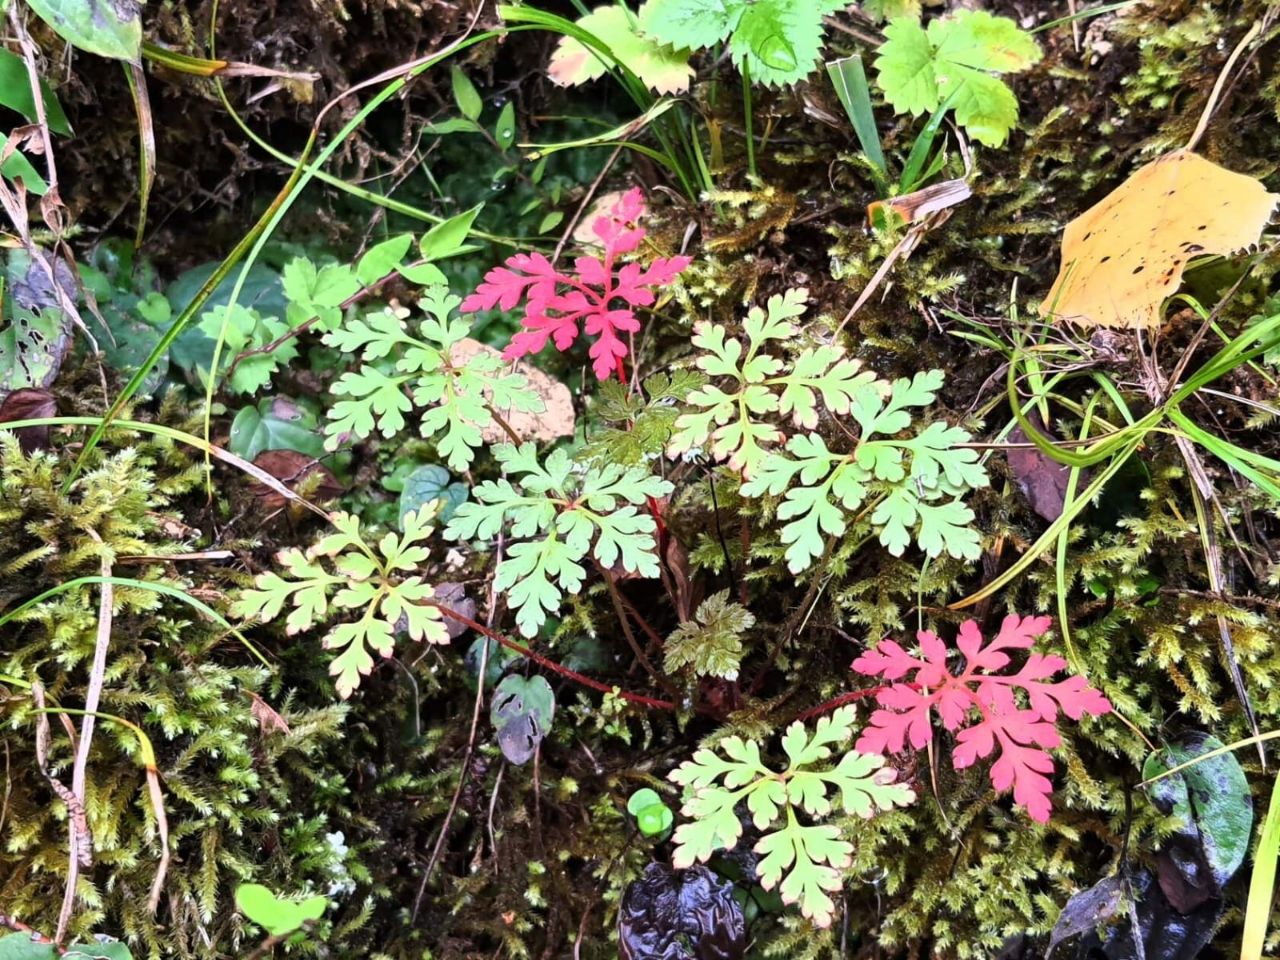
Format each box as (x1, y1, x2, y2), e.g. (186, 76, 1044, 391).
(490, 674, 554, 765)
(1143, 732, 1252, 909)
(1067, 868, 1222, 960)
(618, 863, 746, 960)
(1047, 875, 1124, 957)
(166, 262, 285, 377)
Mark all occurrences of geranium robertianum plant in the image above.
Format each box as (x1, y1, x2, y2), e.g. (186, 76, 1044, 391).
(460, 187, 690, 382)
(852, 614, 1111, 821)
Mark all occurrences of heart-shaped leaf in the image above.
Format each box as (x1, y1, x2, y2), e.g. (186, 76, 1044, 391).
(235, 883, 327, 937)
(1143, 732, 1253, 910)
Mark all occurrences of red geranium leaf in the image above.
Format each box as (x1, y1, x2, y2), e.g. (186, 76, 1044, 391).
(850, 614, 1111, 821)
(462, 188, 688, 382)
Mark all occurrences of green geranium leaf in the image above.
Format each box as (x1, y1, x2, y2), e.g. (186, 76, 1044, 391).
(875, 10, 1041, 147)
(669, 706, 914, 928)
(446, 444, 672, 637)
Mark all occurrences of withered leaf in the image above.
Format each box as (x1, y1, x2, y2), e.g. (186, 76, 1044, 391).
(1044, 150, 1279, 328)
(250, 450, 343, 509)
(0, 386, 54, 452)
(247, 691, 291, 736)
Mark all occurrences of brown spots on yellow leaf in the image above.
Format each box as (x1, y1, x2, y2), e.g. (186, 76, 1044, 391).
(1042, 149, 1279, 328)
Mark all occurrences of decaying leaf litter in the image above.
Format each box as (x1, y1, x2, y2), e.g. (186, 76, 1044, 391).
(4, 1, 1280, 959)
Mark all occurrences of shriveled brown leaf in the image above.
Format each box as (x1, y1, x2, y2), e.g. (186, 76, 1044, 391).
(434, 582, 475, 639)
(247, 691, 291, 736)
(1007, 418, 1080, 524)
(250, 450, 343, 509)
(0, 386, 54, 452)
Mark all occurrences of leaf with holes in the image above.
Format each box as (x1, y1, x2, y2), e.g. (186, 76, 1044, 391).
(491, 674, 556, 765)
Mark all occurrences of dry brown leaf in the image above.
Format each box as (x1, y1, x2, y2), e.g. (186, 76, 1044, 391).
(250, 450, 343, 510)
(1043, 149, 1279, 328)
(450, 338, 575, 443)
(247, 691, 291, 736)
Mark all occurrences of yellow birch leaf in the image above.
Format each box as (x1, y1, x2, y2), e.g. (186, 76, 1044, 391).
(1042, 149, 1279, 328)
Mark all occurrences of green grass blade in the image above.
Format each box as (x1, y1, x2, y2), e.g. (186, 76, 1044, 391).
(898, 91, 958, 194)
(825, 55, 887, 184)
(1243, 770, 1280, 959)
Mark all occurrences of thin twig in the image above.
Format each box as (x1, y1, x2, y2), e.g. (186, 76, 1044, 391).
(413, 531, 503, 921)
(57, 542, 113, 939)
(596, 563, 678, 697)
(1185, 21, 1261, 152)
(434, 604, 680, 711)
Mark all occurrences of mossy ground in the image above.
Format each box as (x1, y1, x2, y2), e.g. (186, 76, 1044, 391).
(4, 1, 1280, 958)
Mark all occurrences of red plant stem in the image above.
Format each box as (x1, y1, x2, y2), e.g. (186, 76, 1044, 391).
(433, 604, 679, 711)
(614, 355, 627, 384)
(793, 687, 887, 724)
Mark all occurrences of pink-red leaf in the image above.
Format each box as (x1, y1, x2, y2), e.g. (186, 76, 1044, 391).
(461, 188, 689, 382)
(851, 614, 1111, 822)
